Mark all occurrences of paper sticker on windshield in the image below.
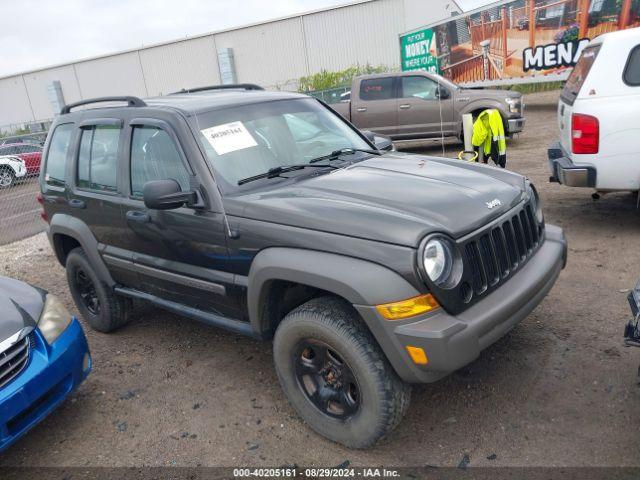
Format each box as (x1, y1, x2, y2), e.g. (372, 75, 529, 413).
(201, 121, 257, 155)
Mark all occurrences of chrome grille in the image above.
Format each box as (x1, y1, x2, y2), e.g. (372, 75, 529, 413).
(0, 335, 31, 388)
(462, 203, 543, 300)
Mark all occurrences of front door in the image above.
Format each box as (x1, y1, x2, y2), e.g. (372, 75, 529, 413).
(116, 119, 239, 319)
(396, 75, 455, 137)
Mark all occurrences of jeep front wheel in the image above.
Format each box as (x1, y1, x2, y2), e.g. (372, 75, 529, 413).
(273, 296, 411, 448)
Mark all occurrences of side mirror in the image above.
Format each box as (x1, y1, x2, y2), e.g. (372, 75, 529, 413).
(436, 87, 450, 100)
(361, 130, 394, 152)
(143, 179, 197, 210)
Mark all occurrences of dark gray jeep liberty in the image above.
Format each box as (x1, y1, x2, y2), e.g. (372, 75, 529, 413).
(39, 84, 567, 448)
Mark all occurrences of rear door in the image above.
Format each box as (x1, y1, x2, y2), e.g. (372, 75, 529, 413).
(558, 44, 601, 154)
(67, 117, 137, 286)
(397, 74, 455, 137)
(351, 76, 398, 136)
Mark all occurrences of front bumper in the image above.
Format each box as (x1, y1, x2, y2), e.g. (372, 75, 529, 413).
(0, 319, 91, 452)
(356, 224, 567, 383)
(507, 116, 525, 134)
(548, 142, 596, 188)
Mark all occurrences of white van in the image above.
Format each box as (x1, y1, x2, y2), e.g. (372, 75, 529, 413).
(548, 27, 640, 194)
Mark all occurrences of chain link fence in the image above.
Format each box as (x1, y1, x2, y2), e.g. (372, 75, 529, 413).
(306, 86, 351, 104)
(0, 129, 49, 246)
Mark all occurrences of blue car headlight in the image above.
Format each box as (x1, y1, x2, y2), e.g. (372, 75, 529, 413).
(38, 294, 72, 345)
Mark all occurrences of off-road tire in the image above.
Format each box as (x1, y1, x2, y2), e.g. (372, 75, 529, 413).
(273, 296, 411, 448)
(65, 247, 131, 333)
(0, 167, 15, 189)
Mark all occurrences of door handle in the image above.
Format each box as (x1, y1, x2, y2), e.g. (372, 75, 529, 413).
(67, 199, 86, 209)
(126, 210, 150, 223)
(356, 107, 367, 112)
(399, 104, 411, 109)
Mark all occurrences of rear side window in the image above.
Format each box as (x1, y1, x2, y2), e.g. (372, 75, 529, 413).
(623, 44, 640, 86)
(130, 126, 190, 197)
(561, 45, 601, 105)
(77, 126, 120, 192)
(45, 123, 74, 187)
(360, 77, 396, 101)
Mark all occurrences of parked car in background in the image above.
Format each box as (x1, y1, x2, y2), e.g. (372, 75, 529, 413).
(39, 86, 564, 448)
(0, 275, 91, 453)
(548, 28, 640, 194)
(0, 143, 43, 175)
(331, 71, 525, 141)
(0, 155, 27, 188)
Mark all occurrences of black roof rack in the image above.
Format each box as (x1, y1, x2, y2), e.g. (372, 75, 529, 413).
(60, 96, 147, 115)
(170, 84, 265, 95)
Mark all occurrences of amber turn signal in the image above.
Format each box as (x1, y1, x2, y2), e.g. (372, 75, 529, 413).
(405, 346, 429, 365)
(376, 294, 439, 320)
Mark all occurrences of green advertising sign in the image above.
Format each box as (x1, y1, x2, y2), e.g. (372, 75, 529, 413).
(400, 28, 439, 74)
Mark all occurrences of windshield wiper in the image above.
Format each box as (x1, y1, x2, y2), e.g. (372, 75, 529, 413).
(237, 163, 337, 186)
(309, 147, 382, 165)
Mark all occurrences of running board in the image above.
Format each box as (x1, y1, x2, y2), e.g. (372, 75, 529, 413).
(114, 287, 258, 338)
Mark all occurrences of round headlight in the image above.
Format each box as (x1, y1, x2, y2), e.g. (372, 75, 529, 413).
(529, 183, 544, 224)
(423, 238, 452, 285)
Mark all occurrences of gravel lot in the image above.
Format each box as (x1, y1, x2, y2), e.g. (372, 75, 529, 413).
(1, 91, 639, 468)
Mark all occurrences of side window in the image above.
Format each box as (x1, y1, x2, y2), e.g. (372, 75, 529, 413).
(130, 126, 190, 197)
(624, 44, 640, 86)
(359, 77, 396, 101)
(44, 123, 74, 187)
(77, 125, 120, 192)
(401, 76, 438, 100)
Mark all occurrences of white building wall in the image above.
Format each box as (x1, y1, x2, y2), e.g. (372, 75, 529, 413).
(73, 52, 148, 99)
(214, 17, 308, 90)
(0, 0, 459, 129)
(0, 76, 34, 128)
(22, 65, 83, 120)
(139, 36, 220, 96)
(303, 0, 405, 72)
(403, 0, 460, 33)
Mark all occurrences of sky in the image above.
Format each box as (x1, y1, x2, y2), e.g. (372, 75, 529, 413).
(0, 0, 495, 78)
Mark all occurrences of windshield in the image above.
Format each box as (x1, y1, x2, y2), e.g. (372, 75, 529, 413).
(561, 44, 601, 105)
(192, 98, 371, 191)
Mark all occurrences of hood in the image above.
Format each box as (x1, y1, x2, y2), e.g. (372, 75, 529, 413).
(0, 276, 43, 345)
(226, 153, 528, 247)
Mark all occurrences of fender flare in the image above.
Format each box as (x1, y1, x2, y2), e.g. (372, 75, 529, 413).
(48, 213, 116, 287)
(247, 247, 420, 334)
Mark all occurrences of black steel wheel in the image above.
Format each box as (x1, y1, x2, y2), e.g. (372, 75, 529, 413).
(294, 339, 360, 419)
(75, 268, 100, 315)
(65, 247, 131, 333)
(273, 296, 411, 448)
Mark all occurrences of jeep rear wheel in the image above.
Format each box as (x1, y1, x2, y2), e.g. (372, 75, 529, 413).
(0, 167, 15, 188)
(65, 247, 131, 333)
(273, 296, 411, 448)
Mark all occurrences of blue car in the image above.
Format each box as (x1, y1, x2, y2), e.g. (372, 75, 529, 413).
(0, 275, 91, 452)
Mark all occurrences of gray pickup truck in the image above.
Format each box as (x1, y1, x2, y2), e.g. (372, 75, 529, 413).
(332, 71, 525, 141)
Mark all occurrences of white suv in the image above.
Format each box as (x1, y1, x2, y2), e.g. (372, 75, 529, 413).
(0, 155, 27, 188)
(548, 28, 640, 194)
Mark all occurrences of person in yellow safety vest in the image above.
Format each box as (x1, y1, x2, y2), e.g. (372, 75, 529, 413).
(471, 109, 507, 168)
